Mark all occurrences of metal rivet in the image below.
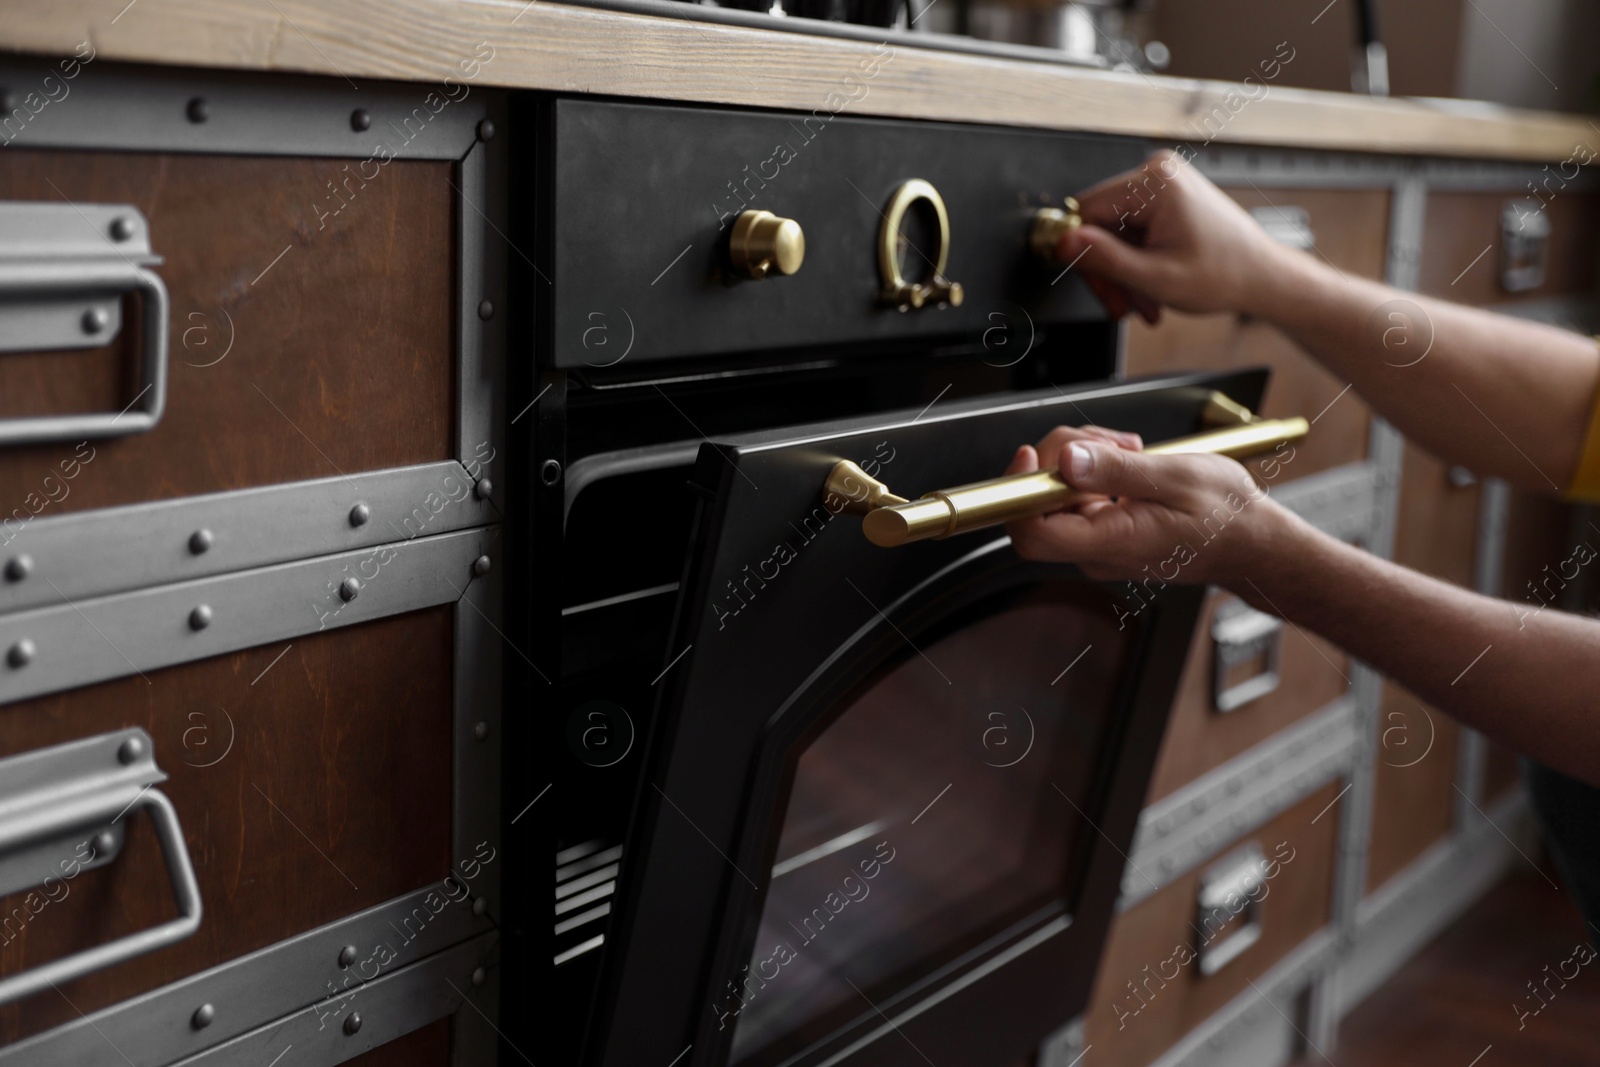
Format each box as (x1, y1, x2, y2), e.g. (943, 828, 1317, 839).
(471, 966, 486, 987)
(472, 897, 487, 917)
(189, 605, 213, 631)
(7, 639, 34, 669)
(350, 109, 371, 132)
(188, 529, 213, 555)
(473, 555, 491, 577)
(82, 308, 110, 335)
(93, 830, 116, 855)
(473, 721, 489, 742)
(477, 299, 494, 321)
(540, 460, 561, 487)
(339, 577, 361, 602)
(191, 1003, 215, 1030)
(477, 119, 495, 141)
(118, 736, 145, 765)
(343, 1012, 362, 1036)
(4, 555, 31, 582)
(349, 503, 370, 527)
(475, 478, 494, 500)
(338, 944, 358, 968)
(109, 215, 137, 241)
(185, 97, 208, 124)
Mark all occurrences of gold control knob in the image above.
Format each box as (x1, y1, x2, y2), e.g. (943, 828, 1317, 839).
(1029, 197, 1081, 263)
(729, 210, 805, 280)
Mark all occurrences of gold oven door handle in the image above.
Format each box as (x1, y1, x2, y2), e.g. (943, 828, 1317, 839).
(824, 395, 1309, 548)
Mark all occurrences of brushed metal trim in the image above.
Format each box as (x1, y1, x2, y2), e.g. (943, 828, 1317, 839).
(175, 933, 497, 1066)
(0, 881, 494, 1067)
(1194, 148, 1408, 188)
(1122, 698, 1360, 905)
(1269, 462, 1381, 544)
(450, 116, 507, 1067)
(1147, 930, 1336, 1067)
(1193, 148, 1600, 193)
(0, 462, 494, 617)
(0, 526, 495, 705)
(0, 57, 489, 160)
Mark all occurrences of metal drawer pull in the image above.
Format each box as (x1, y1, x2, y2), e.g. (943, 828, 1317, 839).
(1194, 842, 1267, 977)
(0, 728, 201, 1006)
(0, 203, 168, 446)
(1211, 598, 1283, 712)
(828, 392, 1309, 548)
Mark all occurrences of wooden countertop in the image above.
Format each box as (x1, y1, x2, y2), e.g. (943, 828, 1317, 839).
(3, 0, 1597, 162)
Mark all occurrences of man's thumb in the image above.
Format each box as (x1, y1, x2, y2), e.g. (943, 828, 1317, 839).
(1064, 440, 1172, 502)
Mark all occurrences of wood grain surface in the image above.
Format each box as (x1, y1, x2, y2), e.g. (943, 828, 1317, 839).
(0, 149, 454, 515)
(1083, 781, 1342, 1067)
(1145, 588, 1350, 804)
(0, 0, 1596, 161)
(0, 607, 455, 1043)
(345, 1017, 453, 1066)
(1417, 191, 1600, 303)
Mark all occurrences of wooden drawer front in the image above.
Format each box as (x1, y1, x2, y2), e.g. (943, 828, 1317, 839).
(0, 150, 454, 514)
(1367, 681, 1460, 893)
(345, 1018, 452, 1067)
(1365, 443, 1477, 891)
(1083, 783, 1342, 1067)
(0, 607, 454, 1044)
(1145, 589, 1350, 803)
(1124, 188, 1389, 482)
(1418, 191, 1600, 304)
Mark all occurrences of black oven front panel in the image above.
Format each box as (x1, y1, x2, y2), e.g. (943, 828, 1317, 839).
(518, 91, 1278, 1067)
(537, 97, 1147, 368)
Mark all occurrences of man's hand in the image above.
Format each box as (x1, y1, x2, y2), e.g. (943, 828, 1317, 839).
(1003, 426, 1304, 587)
(1057, 149, 1302, 323)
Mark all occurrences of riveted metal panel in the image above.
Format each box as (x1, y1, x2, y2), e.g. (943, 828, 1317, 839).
(0, 880, 494, 1067)
(0, 462, 493, 616)
(0, 526, 495, 705)
(0, 57, 489, 161)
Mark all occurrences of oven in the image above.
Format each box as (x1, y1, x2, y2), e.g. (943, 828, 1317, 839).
(517, 99, 1303, 1067)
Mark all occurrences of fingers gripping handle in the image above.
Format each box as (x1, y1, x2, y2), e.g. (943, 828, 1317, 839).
(833, 402, 1309, 548)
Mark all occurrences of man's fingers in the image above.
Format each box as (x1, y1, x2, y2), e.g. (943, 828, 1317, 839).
(1059, 224, 1171, 298)
(1082, 273, 1130, 320)
(1006, 444, 1038, 476)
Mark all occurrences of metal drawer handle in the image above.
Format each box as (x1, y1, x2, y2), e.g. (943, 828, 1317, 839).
(827, 391, 1309, 548)
(1194, 842, 1267, 977)
(0, 203, 168, 447)
(0, 728, 201, 1006)
(1211, 598, 1283, 712)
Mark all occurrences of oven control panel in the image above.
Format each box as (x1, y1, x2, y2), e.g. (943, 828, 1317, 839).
(536, 97, 1146, 368)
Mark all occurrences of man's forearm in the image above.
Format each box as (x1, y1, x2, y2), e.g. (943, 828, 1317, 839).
(1234, 511, 1600, 786)
(1248, 251, 1599, 492)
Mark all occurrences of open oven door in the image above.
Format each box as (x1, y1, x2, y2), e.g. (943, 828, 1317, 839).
(594, 368, 1280, 1067)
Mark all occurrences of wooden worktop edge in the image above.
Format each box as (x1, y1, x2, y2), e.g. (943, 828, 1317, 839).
(2, 0, 1596, 162)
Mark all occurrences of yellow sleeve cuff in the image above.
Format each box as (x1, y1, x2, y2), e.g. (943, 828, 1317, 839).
(1566, 343, 1600, 503)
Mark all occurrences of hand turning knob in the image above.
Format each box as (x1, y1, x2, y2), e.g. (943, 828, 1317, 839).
(729, 210, 805, 280)
(1029, 197, 1081, 263)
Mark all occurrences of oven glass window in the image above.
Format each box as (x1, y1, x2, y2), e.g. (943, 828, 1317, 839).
(728, 583, 1137, 1064)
